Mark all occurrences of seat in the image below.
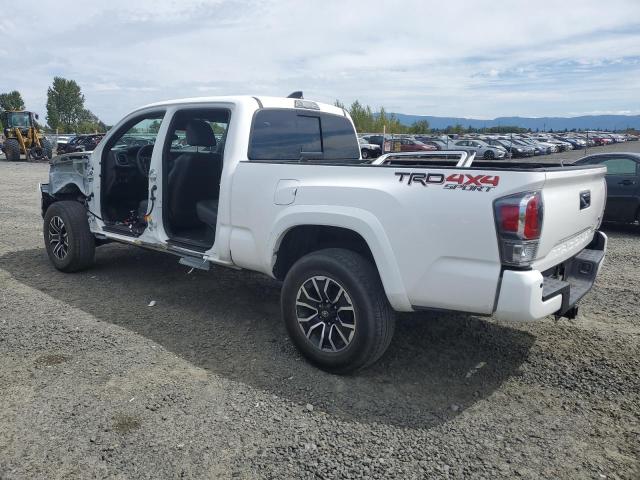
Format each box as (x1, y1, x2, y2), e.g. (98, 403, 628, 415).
(196, 199, 219, 228)
(167, 120, 221, 229)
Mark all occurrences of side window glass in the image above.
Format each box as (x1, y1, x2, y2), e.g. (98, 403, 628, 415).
(249, 109, 359, 161)
(600, 158, 637, 175)
(321, 114, 359, 159)
(169, 116, 228, 154)
(114, 116, 164, 148)
(249, 110, 316, 160)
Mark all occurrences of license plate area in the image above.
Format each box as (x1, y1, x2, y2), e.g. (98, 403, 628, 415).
(541, 231, 606, 318)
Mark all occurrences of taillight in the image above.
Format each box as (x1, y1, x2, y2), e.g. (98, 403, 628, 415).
(494, 191, 543, 267)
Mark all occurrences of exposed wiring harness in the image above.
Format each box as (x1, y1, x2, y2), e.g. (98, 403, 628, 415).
(83, 194, 104, 221)
(143, 185, 157, 223)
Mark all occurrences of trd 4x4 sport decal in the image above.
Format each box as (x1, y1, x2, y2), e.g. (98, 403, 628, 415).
(395, 172, 500, 192)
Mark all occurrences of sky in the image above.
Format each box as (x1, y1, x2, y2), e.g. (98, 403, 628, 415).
(1, 0, 640, 124)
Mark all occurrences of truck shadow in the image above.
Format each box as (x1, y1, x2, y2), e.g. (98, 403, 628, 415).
(1, 244, 534, 429)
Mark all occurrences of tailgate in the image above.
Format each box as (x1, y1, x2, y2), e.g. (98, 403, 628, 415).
(534, 165, 606, 271)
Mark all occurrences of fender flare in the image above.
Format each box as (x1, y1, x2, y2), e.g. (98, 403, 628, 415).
(268, 205, 412, 311)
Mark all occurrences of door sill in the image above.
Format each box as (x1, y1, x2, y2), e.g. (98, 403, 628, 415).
(168, 237, 211, 253)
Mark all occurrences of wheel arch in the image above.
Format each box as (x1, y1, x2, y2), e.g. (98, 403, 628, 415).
(41, 182, 87, 217)
(269, 207, 412, 311)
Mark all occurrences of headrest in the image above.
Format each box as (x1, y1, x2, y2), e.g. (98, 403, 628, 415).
(186, 120, 216, 147)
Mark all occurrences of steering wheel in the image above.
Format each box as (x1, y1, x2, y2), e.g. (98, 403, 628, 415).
(136, 144, 154, 177)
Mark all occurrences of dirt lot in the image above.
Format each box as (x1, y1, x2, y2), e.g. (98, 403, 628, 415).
(0, 146, 639, 479)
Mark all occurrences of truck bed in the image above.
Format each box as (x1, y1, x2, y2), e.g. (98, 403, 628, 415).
(375, 157, 592, 171)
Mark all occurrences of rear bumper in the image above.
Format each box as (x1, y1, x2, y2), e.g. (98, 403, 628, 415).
(494, 231, 607, 322)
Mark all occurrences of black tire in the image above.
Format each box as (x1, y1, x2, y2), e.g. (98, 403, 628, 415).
(41, 137, 53, 159)
(281, 248, 395, 374)
(484, 149, 495, 159)
(43, 201, 95, 272)
(361, 148, 370, 159)
(29, 146, 45, 161)
(4, 138, 21, 161)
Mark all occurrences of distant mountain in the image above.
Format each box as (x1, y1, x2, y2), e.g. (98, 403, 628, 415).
(392, 113, 640, 131)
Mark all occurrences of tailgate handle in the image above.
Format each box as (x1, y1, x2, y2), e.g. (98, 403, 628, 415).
(579, 190, 591, 210)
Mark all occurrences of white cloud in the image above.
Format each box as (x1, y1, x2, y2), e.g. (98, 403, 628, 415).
(1, 0, 639, 123)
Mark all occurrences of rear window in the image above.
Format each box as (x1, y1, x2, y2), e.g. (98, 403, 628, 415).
(249, 109, 359, 162)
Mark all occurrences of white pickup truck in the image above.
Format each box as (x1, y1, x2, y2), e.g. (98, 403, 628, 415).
(40, 94, 607, 373)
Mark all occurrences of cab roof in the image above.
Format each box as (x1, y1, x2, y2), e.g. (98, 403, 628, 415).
(139, 95, 347, 117)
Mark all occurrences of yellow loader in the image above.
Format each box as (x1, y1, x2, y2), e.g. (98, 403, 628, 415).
(1, 110, 53, 161)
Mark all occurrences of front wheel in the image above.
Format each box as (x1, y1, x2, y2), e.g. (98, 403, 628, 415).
(281, 248, 395, 374)
(43, 201, 95, 272)
(361, 148, 370, 159)
(4, 139, 21, 161)
(484, 149, 495, 159)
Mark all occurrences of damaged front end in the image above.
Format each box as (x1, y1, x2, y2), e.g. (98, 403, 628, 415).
(40, 152, 94, 217)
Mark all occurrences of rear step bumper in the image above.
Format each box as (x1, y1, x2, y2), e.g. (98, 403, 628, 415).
(494, 230, 607, 322)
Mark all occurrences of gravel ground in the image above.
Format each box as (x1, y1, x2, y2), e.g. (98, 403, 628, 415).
(0, 144, 639, 479)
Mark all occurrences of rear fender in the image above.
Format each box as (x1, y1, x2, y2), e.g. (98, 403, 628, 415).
(268, 206, 412, 311)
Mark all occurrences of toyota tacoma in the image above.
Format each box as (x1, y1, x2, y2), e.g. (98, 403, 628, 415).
(40, 94, 608, 373)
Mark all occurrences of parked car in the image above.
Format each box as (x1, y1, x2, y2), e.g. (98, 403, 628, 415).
(57, 134, 105, 154)
(507, 139, 537, 157)
(531, 137, 559, 153)
(394, 138, 437, 152)
(554, 138, 575, 151)
(573, 153, 640, 224)
(56, 135, 83, 154)
(562, 137, 586, 149)
(52, 135, 74, 153)
(358, 138, 381, 159)
(590, 135, 612, 146)
(40, 94, 607, 373)
(361, 134, 387, 150)
(482, 138, 509, 151)
(514, 137, 547, 155)
(452, 139, 506, 159)
(421, 140, 449, 150)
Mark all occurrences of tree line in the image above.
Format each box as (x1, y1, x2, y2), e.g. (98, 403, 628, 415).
(334, 99, 430, 134)
(0, 77, 107, 134)
(334, 99, 537, 135)
(334, 99, 637, 135)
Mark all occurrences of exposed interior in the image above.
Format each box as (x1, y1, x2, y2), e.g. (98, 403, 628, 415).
(100, 108, 229, 250)
(162, 108, 229, 249)
(100, 114, 162, 232)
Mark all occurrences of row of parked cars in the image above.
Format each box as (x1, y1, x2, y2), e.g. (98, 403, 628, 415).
(357, 132, 638, 159)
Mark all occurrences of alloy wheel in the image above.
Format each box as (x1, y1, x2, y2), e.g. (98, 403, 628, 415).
(295, 276, 356, 353)
(48, 215, 69, 260)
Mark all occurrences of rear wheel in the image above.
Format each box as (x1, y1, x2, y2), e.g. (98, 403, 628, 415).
(4, 139, 21, 161)
(281, 248, 395, 374)
(43, 201, 95, 272)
